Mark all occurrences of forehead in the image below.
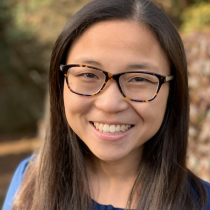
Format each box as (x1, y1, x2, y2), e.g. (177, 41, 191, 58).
(67, 20, 170, 75)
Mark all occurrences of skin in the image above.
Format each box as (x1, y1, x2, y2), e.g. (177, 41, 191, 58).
(64, 20, 170, 208)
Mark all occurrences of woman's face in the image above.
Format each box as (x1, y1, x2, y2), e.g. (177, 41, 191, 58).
(64, 20, 170, 163)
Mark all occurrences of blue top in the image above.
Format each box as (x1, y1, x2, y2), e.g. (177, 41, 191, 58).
(2, 157, 210, 210)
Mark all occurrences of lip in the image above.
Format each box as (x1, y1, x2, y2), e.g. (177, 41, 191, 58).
(90, 122, 134, 141)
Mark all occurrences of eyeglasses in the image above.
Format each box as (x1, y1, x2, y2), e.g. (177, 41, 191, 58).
(60, 64, 174, 102)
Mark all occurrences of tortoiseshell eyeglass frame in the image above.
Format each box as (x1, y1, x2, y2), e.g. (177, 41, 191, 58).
(60, 64, 174, 102)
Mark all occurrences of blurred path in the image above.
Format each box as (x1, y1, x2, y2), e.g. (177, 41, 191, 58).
(0, 138, 41, 156)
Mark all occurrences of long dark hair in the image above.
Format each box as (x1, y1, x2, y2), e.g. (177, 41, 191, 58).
(13, 0, 208, 209)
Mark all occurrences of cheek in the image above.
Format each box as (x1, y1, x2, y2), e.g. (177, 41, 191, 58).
(63, 82, 97, 141)
(136, 104, 165, 131)
(146, 86, 169, 129)
(63, 83, 90, 124)
(133, 85, 169, 139)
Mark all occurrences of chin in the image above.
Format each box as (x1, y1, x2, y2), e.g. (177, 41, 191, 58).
(91, 148, 129, 163)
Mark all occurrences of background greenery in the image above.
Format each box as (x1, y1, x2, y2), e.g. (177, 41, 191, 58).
(0, 0, 210, 136)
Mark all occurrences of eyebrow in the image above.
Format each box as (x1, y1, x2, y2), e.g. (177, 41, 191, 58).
(81, 60, 103, 68)
(125, 63, 160, 73)
(76, 59, 160, 73)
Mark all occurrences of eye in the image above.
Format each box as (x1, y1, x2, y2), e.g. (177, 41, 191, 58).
(129, 77, 158, 84)
(130, 77, 148, 82)
(81, 73, 99, 79)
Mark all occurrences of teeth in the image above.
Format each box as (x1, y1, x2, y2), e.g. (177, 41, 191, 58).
(96, 123, 99, 130)
(99, 124, 103, 131)
(116, 125, 121, 132)
(103, 124, 109, 132)
(110, 125, 115, 133)
(120, 125, 125, 132)
(93, 122, 132, 134)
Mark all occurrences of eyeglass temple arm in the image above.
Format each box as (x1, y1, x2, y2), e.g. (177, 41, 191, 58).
(164, 75, 174, 82)
(60, 64, 65, 72)
(60, 65, 68, 75)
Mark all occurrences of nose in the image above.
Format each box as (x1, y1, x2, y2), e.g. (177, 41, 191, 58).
(94, 79, 129, 113)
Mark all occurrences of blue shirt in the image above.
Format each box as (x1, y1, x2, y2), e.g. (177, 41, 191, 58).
(2, 157, 210, 210)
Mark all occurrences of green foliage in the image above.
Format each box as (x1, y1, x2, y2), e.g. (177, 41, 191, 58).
(2, 0, 51, 42)
(193, 0, 210, 4)
(0, 0, 50, 134)
(181, 2, 210, 33)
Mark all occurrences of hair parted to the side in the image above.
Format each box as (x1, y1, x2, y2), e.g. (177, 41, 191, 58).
(12, 0, 208, 209)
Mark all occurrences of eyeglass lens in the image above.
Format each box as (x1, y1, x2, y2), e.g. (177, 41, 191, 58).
(67, 66, 159, 100)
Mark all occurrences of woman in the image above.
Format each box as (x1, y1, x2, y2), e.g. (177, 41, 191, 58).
(3, 0, 210, 209)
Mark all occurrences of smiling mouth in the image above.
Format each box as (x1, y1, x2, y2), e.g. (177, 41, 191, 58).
(90, 122, 134, 135)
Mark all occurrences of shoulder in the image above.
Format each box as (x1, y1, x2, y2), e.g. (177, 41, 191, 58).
(202, 179, 210, 193)
(201, 179, 210, 210)
(2, 157, 31, 210)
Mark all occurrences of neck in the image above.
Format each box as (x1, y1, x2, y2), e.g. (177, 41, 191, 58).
(91, 149, 141, 180)
(86, 147, 143, 208)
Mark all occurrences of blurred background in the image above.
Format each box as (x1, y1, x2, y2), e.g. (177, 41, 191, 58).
(0, 0, 210, 207)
